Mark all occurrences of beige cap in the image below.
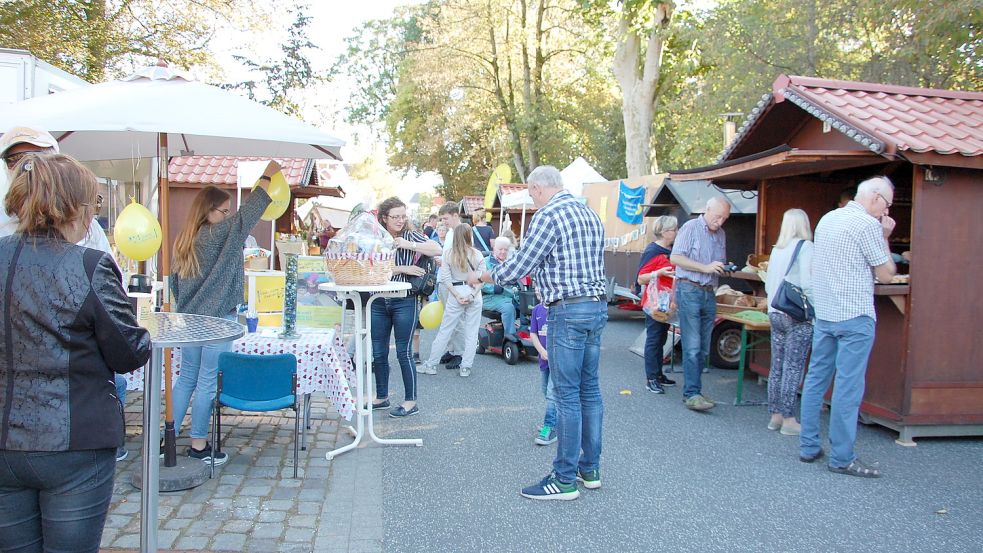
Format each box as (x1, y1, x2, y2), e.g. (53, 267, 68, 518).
(0, 126, 60, 158)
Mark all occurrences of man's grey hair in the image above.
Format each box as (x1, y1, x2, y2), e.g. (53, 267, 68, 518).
(706, 196, 731, 212)
(526, 166, 563, 190)
(855, 176, 894, 200)
(493, 236, 512, 250)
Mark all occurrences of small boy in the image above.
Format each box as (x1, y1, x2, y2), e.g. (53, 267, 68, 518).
(529, 292, 557, 445)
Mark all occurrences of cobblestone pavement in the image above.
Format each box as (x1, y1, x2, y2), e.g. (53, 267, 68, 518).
(101, 394, 381, 553)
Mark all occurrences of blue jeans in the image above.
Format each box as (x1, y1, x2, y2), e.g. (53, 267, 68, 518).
(644, 315, 670, 382)
(548, 300, 607, 483)
(676, 281, 716, 398)
(114, 374, 127, 407)
(540, 369, 557, 429)
(0, 449, 115, 553)
(483, 295, 517, 337)
(371, 296, 418, 402)
(799, 316, 875, 468)
(172, 313, 237, 439)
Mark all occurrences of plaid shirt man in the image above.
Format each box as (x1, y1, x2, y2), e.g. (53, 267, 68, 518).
(491, 190, 606, 305)
(812, 201, 891, 322)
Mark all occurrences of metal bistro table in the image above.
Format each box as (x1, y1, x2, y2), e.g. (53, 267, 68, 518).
(138, 312, 244, 553)
(319, 281, 423, 460)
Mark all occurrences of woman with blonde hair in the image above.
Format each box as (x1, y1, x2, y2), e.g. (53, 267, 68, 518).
(764, 208, 814, 436)
(417, 223, 484, 377)
(471, 208, 495, 255)
(0, 153, 151, 552)
(169, 160, 281, 464)
(636, 215, 679, 393)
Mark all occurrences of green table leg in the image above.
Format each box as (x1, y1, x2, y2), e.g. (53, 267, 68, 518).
(735, 325, 748, 405)
(734, 325, 769, 406)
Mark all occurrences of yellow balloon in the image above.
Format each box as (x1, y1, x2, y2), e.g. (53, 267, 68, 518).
(254, 171, 291, 221)
(419, 301, 444, 330)
(113, 199, 162, 261)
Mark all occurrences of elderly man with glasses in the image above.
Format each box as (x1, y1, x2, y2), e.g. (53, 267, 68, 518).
(0, 127, 115, 256)
(799, 176, 897, 478)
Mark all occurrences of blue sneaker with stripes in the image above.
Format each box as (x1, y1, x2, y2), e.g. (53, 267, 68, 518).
(520, 472, 580, 501)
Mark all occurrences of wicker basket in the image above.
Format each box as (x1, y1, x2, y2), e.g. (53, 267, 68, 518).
(716, 293, 768, 314)
(325, 252, 395, 285)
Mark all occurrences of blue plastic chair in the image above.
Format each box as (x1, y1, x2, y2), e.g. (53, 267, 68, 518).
(212, 352, 300, 478)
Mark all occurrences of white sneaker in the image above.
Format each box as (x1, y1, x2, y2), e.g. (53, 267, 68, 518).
(459, 366, 471, 377)
(416, 364, 437, 375)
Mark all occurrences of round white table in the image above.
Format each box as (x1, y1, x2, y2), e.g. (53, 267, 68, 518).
(319, 281, 423, 459)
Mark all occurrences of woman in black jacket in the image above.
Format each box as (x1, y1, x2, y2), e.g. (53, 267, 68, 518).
(0, 153, 152, 553)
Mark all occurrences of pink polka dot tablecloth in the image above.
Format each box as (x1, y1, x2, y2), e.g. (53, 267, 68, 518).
(123, 329, 356, 420)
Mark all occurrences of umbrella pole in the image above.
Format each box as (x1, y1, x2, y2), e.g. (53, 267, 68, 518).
(158, 132, 177, 467)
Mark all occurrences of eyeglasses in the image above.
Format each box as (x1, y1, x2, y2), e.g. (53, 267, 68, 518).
(386, 214, 408, 221)
(82, 194, 104, 210)
(876, 192, 892, 208)
(213, 207, 231, 216)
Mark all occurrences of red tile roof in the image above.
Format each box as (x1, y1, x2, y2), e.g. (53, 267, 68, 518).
(169, 156, 310, 186)
(498, 184, 527, 196)
(776, 75, 983, 157)
(459, 195, 485, 215)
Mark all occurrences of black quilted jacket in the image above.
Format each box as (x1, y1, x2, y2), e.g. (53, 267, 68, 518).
(0, 234, 152, 451)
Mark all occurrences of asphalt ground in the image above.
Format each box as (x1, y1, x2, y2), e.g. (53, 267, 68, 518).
(372, 308, 983, 553)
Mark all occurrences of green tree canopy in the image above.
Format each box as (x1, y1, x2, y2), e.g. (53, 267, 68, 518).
(0, 0, 267, 82)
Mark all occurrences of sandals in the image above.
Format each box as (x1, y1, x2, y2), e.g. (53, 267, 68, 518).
(828, 458, 882, 478)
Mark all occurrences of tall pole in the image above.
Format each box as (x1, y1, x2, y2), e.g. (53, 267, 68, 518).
(158, 133, 177, 466)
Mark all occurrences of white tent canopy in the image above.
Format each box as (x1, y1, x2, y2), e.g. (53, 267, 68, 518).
(560, 156, 606, 196)
(500, 188, 534, 209)
(0, 65, 345, 161)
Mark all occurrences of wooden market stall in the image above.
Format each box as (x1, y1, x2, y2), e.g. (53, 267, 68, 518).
(669, 75, 983, 442)
(167, 155, 345, 258)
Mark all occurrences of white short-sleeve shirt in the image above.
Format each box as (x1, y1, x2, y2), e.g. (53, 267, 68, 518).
(812, 201, 890, 322)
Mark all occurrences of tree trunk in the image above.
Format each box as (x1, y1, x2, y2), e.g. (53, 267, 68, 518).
(612, 3, 673, 177)
(83, 0, 109, 82)
(487, 0, 527, 180)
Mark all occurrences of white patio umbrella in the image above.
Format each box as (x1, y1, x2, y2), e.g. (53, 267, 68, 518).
(0, 64, 345, 553)
(0, 64, 344, 161)
(0, 63, 345, 274)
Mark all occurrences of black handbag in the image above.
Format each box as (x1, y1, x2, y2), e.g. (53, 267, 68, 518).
(770, 240, 814, 322)
(407, 253, 437, 297)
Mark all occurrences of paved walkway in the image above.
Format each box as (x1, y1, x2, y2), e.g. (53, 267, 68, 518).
(101, 395, 383, 553)
(101, 309, 983, 552)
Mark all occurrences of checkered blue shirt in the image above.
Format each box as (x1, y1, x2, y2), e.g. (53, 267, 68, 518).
(491, 190, 606, 305)
(812, 201, 890, 322)
(671, 215, 727, 287)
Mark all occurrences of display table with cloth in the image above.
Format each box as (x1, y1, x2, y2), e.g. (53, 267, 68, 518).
(717, 312, 771, 406)
(125, 329, 357, 426)
(319, 281, 423, 460)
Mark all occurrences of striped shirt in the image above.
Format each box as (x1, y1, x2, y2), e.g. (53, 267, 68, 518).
(812, 201, 890, 322)
(491, 190, 606, 305)
(391, 230, 431, 284)
(671, 215, 727, 287)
